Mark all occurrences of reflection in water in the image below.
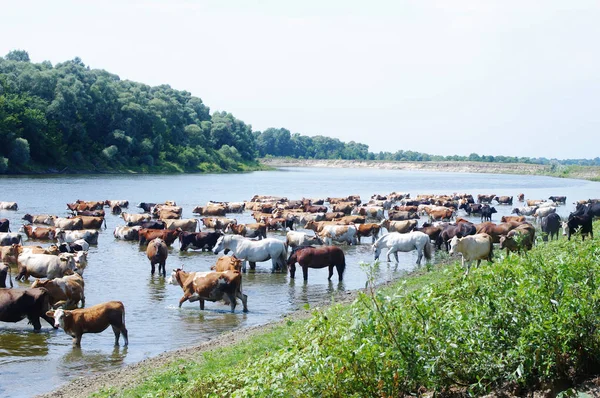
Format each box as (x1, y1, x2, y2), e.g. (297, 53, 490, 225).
(148, 276, 167, 302)
(0, 329, 49, 360)
(58, 346, 127, 377)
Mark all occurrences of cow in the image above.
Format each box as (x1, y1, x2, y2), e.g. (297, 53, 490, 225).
(511, 206, 538, 216)
(304, 220, 347, 233)
(164, 219, 198, 233)
(449, 233, 494, 275)
(317, 225, 358, 245)
(351, 206, 384, 220)
(526, 199, 545, 207)
(286, 231, 322, 249)
(15, 252, 79, 281)
(47, 301, 128, 347)
(0, 243, 19, 266)
(480, 205, 498, 222)
(250, 195, 287, 203)
(19, 244, 60, 256)
(58, 239, 90, 253)
(158, 209, 181, 220)
(572, 203, 600, 219)
(1, 288, 56, 331)
(31, 273, 85, 309)
(499, 223, 536, 254)
(146, 238, 168, 276)
(0, 218, 10, 232)
(179, 231, 223, 251)
(260, 216, 290, 231)
(76, 210, 106, 218)
(322, 212, 346, 221)
(45, 216, 83, 230)
(201, 217, 237, 231)
(379, 219, 418, 233)
(110, 205, 122, 215)
(303, 203, 328, 213)
(55, 229, 99, 245)
(459, 203, 482, 215)
(548, 196, 567, 205)
(19, 225, 56, 240)
(355, 223, 382, 244)
(428, 208, 454, 223)
(388, 210, 420, 221)
(0, 232, 22, 246)
(415, 223, 444, 244)
(225, 223, 267, 240)
(113, 226, 141, 241)
(192, 205, 227, 216)
(0, 201, 18, 210)
(138, 228, 180, 246)
(562, 214, 593, 241)
(517, 193, 525, 202)
(0, 263, 12, 288)
(477, 194, 495, 204)
(22, 214, 54, 225)
(106, 200, 129, 208)
(436, 222, 477, 251)
(533, 206, 556, 222)
(540, 213, 561, 241)
(330, 202, 355, 215)
(121, 212, 151, 226)
(169, 268, 248, 312)
(501, 215, 526, 223)
(475, 221, 522, 243)
(138, 220, 166, 230)
(73, 216, 106, 229)
(137, 202, 157, 213)
(333, 215, 366, 225)
(211, 256, 243, 272)
(494, 196, 513, 205)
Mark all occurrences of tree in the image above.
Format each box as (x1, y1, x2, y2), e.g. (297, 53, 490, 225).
(9, 138, 30, 165)
(5, 50, 30, 62)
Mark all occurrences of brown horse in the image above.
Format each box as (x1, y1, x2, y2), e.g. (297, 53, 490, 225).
(287, 246, 346, 282)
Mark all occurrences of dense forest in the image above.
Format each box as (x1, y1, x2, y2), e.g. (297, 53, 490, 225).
(1, 50, 598, 174)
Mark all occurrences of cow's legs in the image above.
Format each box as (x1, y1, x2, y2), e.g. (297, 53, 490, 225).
(112, 325, 121, 345)
(150, 263, 155, 275)
(178, 295, 190, 307)
(226, 292, 237, 312)
(200, 299, 205, 310)
(328, 265, 334, 280)
(28, 316, 42, 331)
(160, 261, 166, 277)
(249, 261, 256, 271)
(302, 265, 309, 281)
(237, 291, 248, 312)
(74, 334, 82, 347)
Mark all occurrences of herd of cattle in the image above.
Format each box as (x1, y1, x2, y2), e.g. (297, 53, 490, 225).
(0, 191, 598, 347)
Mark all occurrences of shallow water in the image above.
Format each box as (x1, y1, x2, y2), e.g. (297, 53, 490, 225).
(0, 167, 597, 397)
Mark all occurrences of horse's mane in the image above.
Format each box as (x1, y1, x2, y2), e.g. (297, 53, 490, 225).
(291, 245, 314, 254)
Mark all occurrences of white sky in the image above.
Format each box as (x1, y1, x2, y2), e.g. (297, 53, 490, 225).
(2, 0, 599, 159)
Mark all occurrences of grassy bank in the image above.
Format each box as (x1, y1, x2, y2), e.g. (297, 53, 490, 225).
(90, 224, 600, 397)
(260, 158, 600, 181)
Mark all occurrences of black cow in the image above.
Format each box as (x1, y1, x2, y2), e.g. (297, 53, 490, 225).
(58, 242, 88, 253)
(436, 222, 477, 251)
(136, 220, 166, 230)
(137, 202, 156, 213)
(0, 263, 12, 288)
(179, 231, 223, 251)
(563, 214, 593, 241)
(541, 213, 561, 241)
(548, 196, 567, 205)
(0, 288, 57, 331)
(459, 203, 482, 215)
(480, 205, 498, 222)
(0, 218, 10, 232)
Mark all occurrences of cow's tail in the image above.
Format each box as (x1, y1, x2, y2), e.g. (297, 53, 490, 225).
(103, 218, 107, 229)
(423, 239, 432, 260)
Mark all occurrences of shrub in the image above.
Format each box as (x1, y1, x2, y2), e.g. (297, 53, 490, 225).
(0, 157, 8, 173)
(102, 145, 118, 159)
(9, 138, 30, 165)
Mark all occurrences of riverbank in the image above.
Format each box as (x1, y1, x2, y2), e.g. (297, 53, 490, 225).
(260, 158, 600, 181)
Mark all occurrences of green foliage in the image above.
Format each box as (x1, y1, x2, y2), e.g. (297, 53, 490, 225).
(0, 156, 7, 172)
(103, 225, 600, 397)
(9, 137, 30, 165)
(5, 50, 30, 62)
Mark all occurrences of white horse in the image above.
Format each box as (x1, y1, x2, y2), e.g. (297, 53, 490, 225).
(212, 235, 287, 272)
(372, 231, 432, 264)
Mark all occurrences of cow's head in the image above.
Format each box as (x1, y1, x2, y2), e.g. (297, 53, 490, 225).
(448, 236, 460, 255)
(46, 308, 70, 329)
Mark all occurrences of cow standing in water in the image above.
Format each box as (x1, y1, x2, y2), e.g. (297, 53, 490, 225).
(146, 238, 168, 276)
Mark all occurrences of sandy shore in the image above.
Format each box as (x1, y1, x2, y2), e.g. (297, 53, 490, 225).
(260, 158, 600, 180)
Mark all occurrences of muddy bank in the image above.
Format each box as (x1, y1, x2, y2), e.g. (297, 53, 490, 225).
(260, 158, 600, 180)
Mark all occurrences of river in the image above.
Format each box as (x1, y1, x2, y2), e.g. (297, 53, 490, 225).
(0, 167, 598, 397)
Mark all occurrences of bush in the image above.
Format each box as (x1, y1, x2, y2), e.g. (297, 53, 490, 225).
(102, 145, 118, 159)
(9, 138, 30, 165)
(0, 157, 8, 173)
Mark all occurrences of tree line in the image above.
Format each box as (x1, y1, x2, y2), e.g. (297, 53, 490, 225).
(1, 50, 597, 174)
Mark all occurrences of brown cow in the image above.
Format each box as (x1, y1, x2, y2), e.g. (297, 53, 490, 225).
(158, 210, 181, 220)
(0, 244, 20, 266)
(20, 225, 57, 240)
(193, 205, 226, 216)
(146, 238, 168, 276)
(332, 202, 355, 215)
(477, 194, 496, 204)
(305, 220, 346, 233)
(31, 273, 85, 309)
(379, 219, 418, 233)
(210, 256, 243, 272)
(388, 210, 420, 221)
(138, 228, 181, 246)
(72, 216, 106, 229)
(475, 221, 523, 243)
(356, 223, 381, 244)
(332, 215, 366, 225)
(501, 215, 526, 223)
(517, 193, 525, 202)
(499, 223, 536, 254)
(47, 301, 128, 347)
(169, 268, 248, 312)
(22, 214, 53, 225)
(201, 217, 237, 231)
(322, 212, 346, 221)
(428, 208, 454, 222)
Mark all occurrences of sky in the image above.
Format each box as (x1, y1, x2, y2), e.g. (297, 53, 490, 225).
(2, 0, 599, 159)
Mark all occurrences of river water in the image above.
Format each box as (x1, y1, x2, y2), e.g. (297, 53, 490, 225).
(0, 167, 598, 397)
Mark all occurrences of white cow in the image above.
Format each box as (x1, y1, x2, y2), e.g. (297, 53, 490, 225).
(317, 225, 358, 245)
(449, 233, 494, 275)
(56, 229, 99, 245)
(0, 201, 18, 210)
(285, 231, 322, 249)
(533, 206, 556, 222)
(16, 252, 78, 280)
(121, 212, 151, 226)
(114, 226, 141, 241)
(511, 206, 538, 216)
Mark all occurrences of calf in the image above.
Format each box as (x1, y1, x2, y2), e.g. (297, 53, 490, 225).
(480, 205, 498, 222)
(449, 233, 494, 275)
(47, 301, 128, 347)
(31, 273, 85, 309)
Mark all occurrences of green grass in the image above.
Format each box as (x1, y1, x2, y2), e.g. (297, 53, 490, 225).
(92, 225, 600, 397)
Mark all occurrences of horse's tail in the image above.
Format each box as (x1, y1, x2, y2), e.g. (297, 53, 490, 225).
(487, 235, 494, 262)
(423, 239, 432, 260)
(279, 242, 289, 271)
